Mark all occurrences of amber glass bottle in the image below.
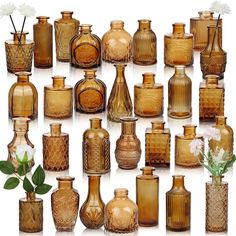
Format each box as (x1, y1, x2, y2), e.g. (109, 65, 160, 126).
(199, 75, 224, 121)
(51, 176, 80, 231)
(9, 72, 38, 120)
(43, 123, 69, 171)
(136, 167, 159, 226)
(104, 188, 138, 233)
(175, 125, 204, 167)
(168, 65, 192, 119)
(44, 76, 73, 119)
(70, 24, 101, 68)
(145, 121, 170, 167)
(102, 20, 132, 63)
(133, 19, 157, 65)
(54, 11, 80, 62)
(80, 175, 105, 229)
(5, 31, 34, 73)
(164, 23, 193, 67)
(134, 73, 163, 117)
(83, 118, 110, 174)
(33, 16, 53, 68)
(107, 64, 132, 122)
(166, 175, 191, 231)
(74, 70, 106, 113)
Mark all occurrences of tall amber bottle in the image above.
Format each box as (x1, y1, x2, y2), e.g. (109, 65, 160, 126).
(102, 20, 132, 63)
(168, 65, 192, 119)
(145, 121, 170, 167)
(74, 70, 106, 113)
(107, 64, 132, 122)
(166, 175, 191, 231)
(136, 167, 159, 226)
(83, 118, 110, 174)
(33, 16, 53, 68)
(175, 125, 204, 167)
(8, 72, 38, 120)
(70, 24, 101, 68)
(54, 11, 80, 62)
(43, 123, 69, 171)
(80, 175, 105, 229)
(44, 76, 73, 119)
(133, 19, 157, 65)
(199, 75, 224, 121)
(134, 73, 163, 117)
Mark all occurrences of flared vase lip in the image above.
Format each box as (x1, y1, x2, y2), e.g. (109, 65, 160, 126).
(87, 174, 101, 178)
(140, 166, 155, 172)
(61, 10, 73, 14)
(142, 72, 155, 77)
(12, 117, 30, 122)
(15, 71, 32, 77)
(174, 65, 186, 69)
(183, 124, 197, 128)
(172, 22, 185, 27)
(138, 19, 151, 23)
(11, 31, 29, 35)
(114, 188, 128, 195)
(120, 117, 138, 122)
(89, 117, 102, 122)
(80, 24, 92, 28)
(36, 16, 50, 19)
(114, 63, 127, 68)
(172, 174, 185, 178)
(52, 75, 66, 80)
(56, 176, 75, 181)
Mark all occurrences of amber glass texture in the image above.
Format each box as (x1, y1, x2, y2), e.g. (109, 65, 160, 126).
(134, 73, 163, 117)
(104, 188, 138, 233)
(133, 19, 157, 65)
(74, 70, 106, 113)
(136, 167, 159, 226)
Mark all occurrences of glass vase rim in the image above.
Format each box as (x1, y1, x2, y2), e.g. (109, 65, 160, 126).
(56, 176, 75, 181)
(89, 117, 102, 122)
(87, 174, 101, 178)
(142, 72, 155, 77)
(11, 31, 29, 35)
(114, 188, 128, 195)
(50, 122, 62, 127)
(114, 63, 127, 68)
(207, 25, 222, 29)
(140, 166, 155, 172)
(36, 16, 50, 20)
(80, 24, 92, 28)
(151, 120, 165, 125)
(120, 117, 138, 122)
(61, 10, 73, 15)
(110, 20, 124, 26)
(183, 124, 197, 129)
(172, 174, 185, 178)
(172, 22, 185, 27)
(138, 19, 151, 23)
(12, 117, 30, 122)
(15, 71, 32, 77)
(52, 75, 66, 80)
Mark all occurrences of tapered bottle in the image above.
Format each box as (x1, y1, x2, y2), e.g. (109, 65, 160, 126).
(136, 167, 159, 226)
(166, 175, 191, 231)
(43, 123, 69, 171)
(133, 19, 157, 65)
(9, 72, 38, 120)
(164, 23, 193, 67)
(44, 76, 73, 119)
(134, 73, 163, 117)
(107, 64, 132, 122)
(145, 121, 170, 167)
(74, 70, 106, 113)
(168, 65, 192, 119)
(80, 175, 105, 229)
(33, 16, 53, 68)
(54, 11, 80, 62)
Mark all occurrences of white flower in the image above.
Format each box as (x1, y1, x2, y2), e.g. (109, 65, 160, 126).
(18, 4, 35, 17)
(213, 148, 225, 164)
(189, 139, 204, 157)
(204, 127, 221, 141)
(12, 144, 35, 163)
(210, 1, 231, 15)
(0, 3, 16, 17)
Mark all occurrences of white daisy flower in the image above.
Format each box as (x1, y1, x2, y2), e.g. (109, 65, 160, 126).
(0, 3, 16, 17)
(18, 4, 35, 17)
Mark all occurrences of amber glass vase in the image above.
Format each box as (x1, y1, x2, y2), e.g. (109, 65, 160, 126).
(104, 188, 138, 233)
(166, 175, 191, 231)
(175, 125, 204, 167)
(74, 70, 106, 113)
(136, 167, 159, 226)
(43, 123, 69, 171)
(80, 175, 105, 229)
(54, 11, 80, 62)
(206, 176, 228, 232)
(83, 118, 110, 174)
(133, 19, 157, 65)
(33, 16, 53, 68)
(51, 176, 80, 231)
(199, 75, 224, 121)
(44, 76, 73, 119)
(9, 72, 38, 120)
(5, 31, 34, 73)
(107, 64, 132, 122)
(145, 121, 170, 168)
(168, 65, 192, 119)
(102, 20, 132, 63)
(19, 192, 43, 233)
(134, 73, 163, 117)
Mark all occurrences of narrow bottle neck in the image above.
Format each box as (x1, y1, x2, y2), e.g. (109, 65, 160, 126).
(122, 120, 136, 135)
(26, 192, 36, 201)
(211, 175, 223, 185)
(151, 121, 165, 131)
(205, 75, 219, 86)
(12, 32, 27, 43)
(58, 180, 73, 189)
(37, 16, 49, 23)
(172, 23, 185, 37)
(215, 116, 227, 125)
(88, 176, 101, 196)
(172, 176, 185, 188)
(174, 66, 186, 76)
(52, 76, 65, 88)
(143, 73, 155, 86)
(111, 20, 124, 30)
(84, 70, 96, 80)
(206, 26, 221, 50)
(17, 75, 30, 83)
(90, 118, 102, 129)
(80, 24, 92, 34)
(198, 11, 214, 20)
(115, 65, 126, 82)
(61, 11, 73, 20)
(50, 123, 61, 136)
(114, 188, 128, 199)
(183, 125, 196, 136)
(138, 20, 151, 30)
(141, 166, 155, 175)
(13, 118, 29, 133)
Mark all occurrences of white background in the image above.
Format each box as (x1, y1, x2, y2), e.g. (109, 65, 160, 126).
(0, 0, 236, 235)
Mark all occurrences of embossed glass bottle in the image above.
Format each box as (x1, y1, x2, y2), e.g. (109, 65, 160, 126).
(133, 19, 157, 65)
(44, 76, 73, 119)
(145, 121, 170, 167)
(136, 167, 159, 226)
(164, 23, 193, 67)
(199, 75, 224, 121)
(102, 20, 132, 63)
(74, 70, 106, 113)
(134, 73, 163, 117)
(83, 118, 110, 174)
(43, 123, 69, 171)
(54, 11, 80, 62)
(9, 72, 38, 120)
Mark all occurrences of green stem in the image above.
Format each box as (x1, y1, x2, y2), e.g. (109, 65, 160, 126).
(13, 173, 24, 182)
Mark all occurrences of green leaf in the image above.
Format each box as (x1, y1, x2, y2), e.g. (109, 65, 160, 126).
(0, 161, 15, 175)
(202, 162, 215, 175)
(23, 176, 34, 192)
(32, 165, 45, 186)
(17, 163, 29, 176)
(35, 184, 52, 195)
(4, 177, 19, 189)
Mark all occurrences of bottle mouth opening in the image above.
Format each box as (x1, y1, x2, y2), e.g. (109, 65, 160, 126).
(173, 22, 185, 27)
(36, 16, 50, 20)
(61, 10, 73, 14)
(11, 31, 29, 35)
(114, 188, 128, 195)
(15, 71, 32, 77)
(120, 117, 138, 122)
(142, 72, 155, 77)
(56, 176, 75, 181)
(138, 19, 151, 23)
